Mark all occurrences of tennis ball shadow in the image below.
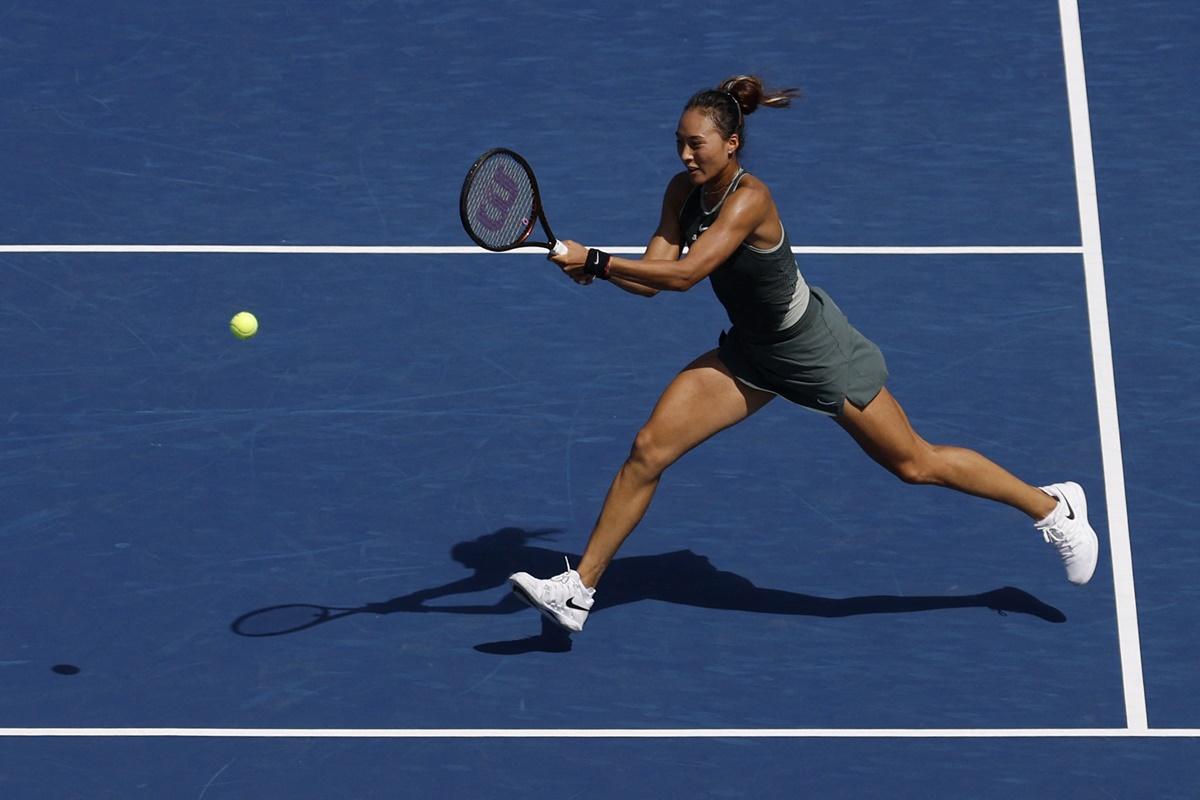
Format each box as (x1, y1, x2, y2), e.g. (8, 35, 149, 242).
(231, 527, 1066, 655)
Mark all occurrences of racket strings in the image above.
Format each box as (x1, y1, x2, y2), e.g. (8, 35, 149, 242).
(464, 154, 536, 249)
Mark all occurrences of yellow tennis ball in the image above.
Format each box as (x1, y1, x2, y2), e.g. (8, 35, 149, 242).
(230, 311, 258, 340)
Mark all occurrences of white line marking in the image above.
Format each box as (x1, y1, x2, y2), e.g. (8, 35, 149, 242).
(1059, 0, 1146, 731)
(0, 245, 1083, 255)
(790, 246, 1083, 255)
(0, 727, 1195, 739)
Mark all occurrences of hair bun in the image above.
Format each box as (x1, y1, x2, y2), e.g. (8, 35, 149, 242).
(720, 75, 800, 115)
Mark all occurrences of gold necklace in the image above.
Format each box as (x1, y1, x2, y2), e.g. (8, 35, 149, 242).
(703, 168, 740, 205)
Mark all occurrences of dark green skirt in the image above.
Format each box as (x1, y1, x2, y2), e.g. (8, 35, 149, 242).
(717, 286, 888, 416)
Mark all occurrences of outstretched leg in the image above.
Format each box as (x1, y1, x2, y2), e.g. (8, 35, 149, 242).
(835, 387, 1058, 521)
(575, 349, 775, 588)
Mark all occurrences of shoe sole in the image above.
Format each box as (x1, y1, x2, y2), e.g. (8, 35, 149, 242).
(509, 580, 583, 633)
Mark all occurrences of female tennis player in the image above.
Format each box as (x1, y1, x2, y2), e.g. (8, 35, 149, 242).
(508, 75, 1098, 632)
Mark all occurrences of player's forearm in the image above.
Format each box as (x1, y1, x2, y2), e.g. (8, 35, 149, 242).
(607, 256, 697, 292)
(609, 275, 659, 297)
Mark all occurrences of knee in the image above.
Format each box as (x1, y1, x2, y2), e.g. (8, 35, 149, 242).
(891, 447, 944, 486)
(627, 426, 673, 479)
(893, 458, 934, 485)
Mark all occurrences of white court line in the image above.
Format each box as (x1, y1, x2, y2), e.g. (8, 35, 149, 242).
(0, 244, 1083, 255)
(1059, 0, 1146, 731)
(0, 728, 1197, 739)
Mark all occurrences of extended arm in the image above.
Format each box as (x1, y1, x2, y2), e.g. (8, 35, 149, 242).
(552, 175, 770, 293)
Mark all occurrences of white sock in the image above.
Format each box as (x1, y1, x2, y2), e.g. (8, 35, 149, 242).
(1034, 489, 1061, 528)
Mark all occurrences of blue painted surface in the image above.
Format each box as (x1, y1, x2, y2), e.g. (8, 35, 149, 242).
(0, 0, 1196, 796)
(1, 0, 1076, 247)
(0, 253, 1120, 732)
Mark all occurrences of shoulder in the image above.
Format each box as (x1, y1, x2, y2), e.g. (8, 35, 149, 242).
(731, 173, 774, 204)
(662, 171, 696, 214)
(723, 174, 775, 218)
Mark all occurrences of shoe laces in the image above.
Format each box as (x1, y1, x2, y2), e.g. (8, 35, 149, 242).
(550, 557, 576, 584)
(1042, 525, 1075, 554)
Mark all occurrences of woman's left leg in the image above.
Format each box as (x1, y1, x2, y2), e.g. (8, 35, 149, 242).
(836, 387, 1057, 521)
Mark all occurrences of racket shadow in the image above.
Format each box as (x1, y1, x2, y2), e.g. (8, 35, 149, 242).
(230, 527, 1066, 654)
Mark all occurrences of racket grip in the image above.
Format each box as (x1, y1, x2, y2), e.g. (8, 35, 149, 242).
(551, 240, 568, 257)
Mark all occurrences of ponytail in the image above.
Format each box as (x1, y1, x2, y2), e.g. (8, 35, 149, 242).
(684, 75, 801, 151)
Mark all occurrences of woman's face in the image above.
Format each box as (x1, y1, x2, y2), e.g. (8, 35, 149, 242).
(676, 108, 738, 185)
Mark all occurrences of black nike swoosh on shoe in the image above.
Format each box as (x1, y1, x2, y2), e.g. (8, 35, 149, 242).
(1060, 491, 1076, 520)
(565, 598, 590, 612)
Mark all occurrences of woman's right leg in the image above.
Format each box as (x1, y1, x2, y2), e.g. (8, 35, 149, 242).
(575, 349, 775, 588)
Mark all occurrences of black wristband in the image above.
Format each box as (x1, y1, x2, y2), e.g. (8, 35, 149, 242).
(584, 248, 612, 280)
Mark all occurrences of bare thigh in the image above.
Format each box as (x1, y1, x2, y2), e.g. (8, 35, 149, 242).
(635, 349, 776, 470)
(834, 386, 932, 477)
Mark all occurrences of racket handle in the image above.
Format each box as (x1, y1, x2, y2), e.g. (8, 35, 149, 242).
(551, 240, 568, 257)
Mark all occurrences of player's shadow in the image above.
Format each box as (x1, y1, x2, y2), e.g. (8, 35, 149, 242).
(231, 527, 1066, 655)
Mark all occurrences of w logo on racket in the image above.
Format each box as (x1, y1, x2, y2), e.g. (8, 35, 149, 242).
(473, 169, 522, 233)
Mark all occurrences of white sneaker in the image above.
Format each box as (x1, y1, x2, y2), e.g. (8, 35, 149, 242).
(1036, 481, 1099, 586)
(508, 557, 595, 632)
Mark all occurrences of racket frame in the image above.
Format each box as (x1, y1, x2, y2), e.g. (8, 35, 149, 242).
(460, 147, 567, 255)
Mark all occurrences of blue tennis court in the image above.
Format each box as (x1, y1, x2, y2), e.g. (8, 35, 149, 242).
(1, 0, 1197, 797)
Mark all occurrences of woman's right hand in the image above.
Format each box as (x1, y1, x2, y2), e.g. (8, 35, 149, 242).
(549, 239, 592, 284)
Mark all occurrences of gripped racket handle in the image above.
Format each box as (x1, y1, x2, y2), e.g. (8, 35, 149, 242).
(551, 240, 568, 257)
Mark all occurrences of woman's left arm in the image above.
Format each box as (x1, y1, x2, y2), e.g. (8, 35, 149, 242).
(558, 187, 770, 292)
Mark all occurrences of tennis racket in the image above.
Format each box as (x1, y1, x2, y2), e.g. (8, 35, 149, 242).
(460, 148, 568, 256)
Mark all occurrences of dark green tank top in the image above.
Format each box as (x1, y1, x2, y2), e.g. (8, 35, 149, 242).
(678, 169, 810, 336)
